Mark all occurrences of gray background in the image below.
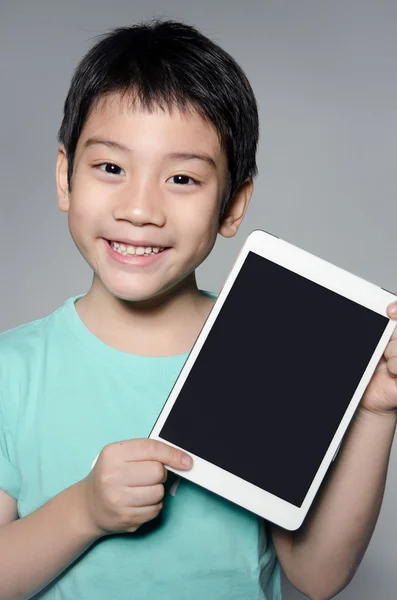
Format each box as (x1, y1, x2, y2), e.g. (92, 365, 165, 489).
(1, 0, 397, 598)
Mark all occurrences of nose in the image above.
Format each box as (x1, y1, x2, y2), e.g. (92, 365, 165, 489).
(112, 177, 166, 227)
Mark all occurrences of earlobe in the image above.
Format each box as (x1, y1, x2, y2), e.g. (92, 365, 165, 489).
(56, 145, 70, 212)
(219, 216, 238, 238)
(218, 178, 253, 238)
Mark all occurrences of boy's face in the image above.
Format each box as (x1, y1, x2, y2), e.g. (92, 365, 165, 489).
(56, 94, 251, 303)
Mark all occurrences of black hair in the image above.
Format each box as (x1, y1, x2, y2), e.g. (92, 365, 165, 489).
(57, 19, 259, 218)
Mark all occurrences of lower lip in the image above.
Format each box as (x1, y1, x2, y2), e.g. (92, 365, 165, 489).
(105, 240, 169, 267)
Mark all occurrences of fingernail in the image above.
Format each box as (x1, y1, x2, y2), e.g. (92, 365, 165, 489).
(181, 454, 192, 467)
(389, 302, 397, 316)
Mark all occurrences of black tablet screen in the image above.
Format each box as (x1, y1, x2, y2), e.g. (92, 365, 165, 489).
(159, 251, 388, 507)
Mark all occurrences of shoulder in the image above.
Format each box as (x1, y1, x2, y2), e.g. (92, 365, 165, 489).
(0, 312, 55, 357)
(0, 316, 45, 348)
(0, 306, 65, 419)
(0, 303, 67, 375)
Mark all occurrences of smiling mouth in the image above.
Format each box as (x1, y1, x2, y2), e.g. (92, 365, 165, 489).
(107, 240, 167, 256)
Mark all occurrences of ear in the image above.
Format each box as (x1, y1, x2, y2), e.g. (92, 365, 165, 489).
(218, 177, 253, 238)
(56, 145, 70, 212)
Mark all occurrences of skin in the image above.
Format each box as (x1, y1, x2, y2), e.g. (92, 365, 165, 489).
(0, 95, 258, 600)
(56, 93, 397, 598)
(1, 92, 395, 599)
(56, 93, 253, 355)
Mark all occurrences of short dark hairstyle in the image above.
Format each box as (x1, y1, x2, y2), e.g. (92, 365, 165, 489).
(57, 19, 259, 218)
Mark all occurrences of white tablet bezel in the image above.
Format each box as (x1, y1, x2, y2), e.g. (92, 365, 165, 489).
(150, 229, 396, 530)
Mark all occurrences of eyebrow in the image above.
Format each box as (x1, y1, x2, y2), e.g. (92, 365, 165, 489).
(83, 137, 131, 153)
(82, 137, 217, 170)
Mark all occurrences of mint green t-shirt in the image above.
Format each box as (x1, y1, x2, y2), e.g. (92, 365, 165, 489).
(0, 294, 281, 600)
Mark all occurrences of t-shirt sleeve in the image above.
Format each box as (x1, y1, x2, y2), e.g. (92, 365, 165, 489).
(0, 390, 21, 499)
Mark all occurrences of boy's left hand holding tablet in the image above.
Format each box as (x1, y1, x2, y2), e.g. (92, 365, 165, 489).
(270, 299, 397, 598)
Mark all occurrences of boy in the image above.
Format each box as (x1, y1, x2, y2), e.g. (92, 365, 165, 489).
(0, 19, 397, 600)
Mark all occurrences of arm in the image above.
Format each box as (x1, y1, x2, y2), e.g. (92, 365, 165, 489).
(271, 407, 396, 600)
(272, 306, 397, 600)
(0, 438, 192, 600)
(0, 489, 18, 525)
(0, 481, 101, 600)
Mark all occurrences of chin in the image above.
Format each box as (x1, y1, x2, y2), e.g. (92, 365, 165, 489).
(97, 266, 192, 304)
(103, 280, 174, 304)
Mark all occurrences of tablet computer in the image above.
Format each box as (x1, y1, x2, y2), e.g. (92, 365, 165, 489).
(149, 229, 396, 530)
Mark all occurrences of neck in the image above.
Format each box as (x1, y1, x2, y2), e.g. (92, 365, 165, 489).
(74, 273, 215, 356)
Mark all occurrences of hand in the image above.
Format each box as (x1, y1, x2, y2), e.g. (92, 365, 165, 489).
(360, 299, 397, 415)
(79, 439, 192, 537)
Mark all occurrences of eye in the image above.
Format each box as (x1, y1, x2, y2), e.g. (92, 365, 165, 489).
(94, 163, 125, 176)
(167, 175, 199, 185)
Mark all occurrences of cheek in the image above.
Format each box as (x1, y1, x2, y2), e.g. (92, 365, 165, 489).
(69, 171, 106, 221)
(68, 189, 104, 236)
(181, 204, 220, 253)
(196, 199, 221, 235)
(68, 203, 90, 239)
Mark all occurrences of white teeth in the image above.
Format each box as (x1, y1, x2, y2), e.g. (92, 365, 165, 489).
(111, 241, 165, 256)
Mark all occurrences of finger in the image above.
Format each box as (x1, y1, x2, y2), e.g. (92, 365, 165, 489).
(127, 484, 165, 507)
(124, 503, 163, 529)
(384, 338, 397, 361)
(386, 356, 397, 377)
(386, 301, 397, 321)
(390, 324, 397, 341)
(125, 439, 193, 470)
(124, 461, 168, 486)
(136, 502, 163, 519)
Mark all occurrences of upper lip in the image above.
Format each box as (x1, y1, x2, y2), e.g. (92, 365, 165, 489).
(107, 238, 169, 247)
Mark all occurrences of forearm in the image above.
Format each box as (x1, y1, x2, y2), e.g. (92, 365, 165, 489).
(0, 480, 102, 600)
(287, 407, 397, 598)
